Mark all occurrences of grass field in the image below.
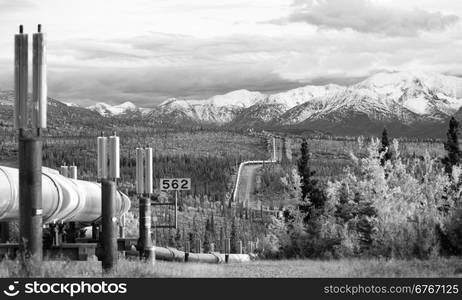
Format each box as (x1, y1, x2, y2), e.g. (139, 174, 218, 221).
(1, 258, 461, 278)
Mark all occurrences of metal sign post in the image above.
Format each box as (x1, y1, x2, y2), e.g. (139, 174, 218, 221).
(154, 178, 191, 229)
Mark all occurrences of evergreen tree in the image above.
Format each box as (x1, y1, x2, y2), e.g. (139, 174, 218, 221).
(354, 192, 377, 253)
(380, 128, 392, 166)
(188, 232, 195, 252)
(297, 139, 325, 219)
(443, 117, 462, 175)
(230, 218, 238, 253)
(174, 228, 182, 249)
(203, 219, 211, 253)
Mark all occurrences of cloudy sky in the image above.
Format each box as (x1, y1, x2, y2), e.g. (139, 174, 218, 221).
(1, 0, 462, 107)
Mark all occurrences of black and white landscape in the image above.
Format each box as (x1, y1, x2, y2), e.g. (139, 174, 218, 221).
(1, 0, 462, 280)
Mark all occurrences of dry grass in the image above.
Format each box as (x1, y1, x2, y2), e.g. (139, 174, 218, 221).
(1, 258, 461, 278)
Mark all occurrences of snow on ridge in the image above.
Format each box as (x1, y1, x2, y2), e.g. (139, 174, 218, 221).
(87, 101, 145, 116)
(86, 70, 462, 123)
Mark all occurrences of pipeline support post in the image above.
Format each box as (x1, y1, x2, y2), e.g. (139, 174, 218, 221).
(0, 222, 9, 242)
(225, 238, 230, 263)
(139, 196, 154, 264)
(18, 135, 43, 263)
(184, 241, 190, 262)
(101, 179, 118, 272)
(196, 238, 201, 254)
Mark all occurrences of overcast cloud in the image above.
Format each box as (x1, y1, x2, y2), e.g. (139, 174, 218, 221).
(0, 0, 461, 106)
(274, 0, 459, 36)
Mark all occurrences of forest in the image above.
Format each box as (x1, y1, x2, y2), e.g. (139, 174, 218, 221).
(254, 120, 462, 260)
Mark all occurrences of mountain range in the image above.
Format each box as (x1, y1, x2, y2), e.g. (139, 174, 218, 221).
(83, 71, 462, 137)
(1, 71, 461, 137)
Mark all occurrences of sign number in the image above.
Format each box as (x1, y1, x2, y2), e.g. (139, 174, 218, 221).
(160, 178, 191, 191)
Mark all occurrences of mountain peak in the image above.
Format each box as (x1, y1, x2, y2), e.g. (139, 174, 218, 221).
(87, 101, 142, 116)
(115, 101, 137, 109)
(356, 70, 462, 93)
(207, 89, 266, 107)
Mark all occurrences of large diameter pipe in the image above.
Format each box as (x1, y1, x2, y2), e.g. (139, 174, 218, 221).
(0, 166, 130, 224)
(32, 27, 47, 129)
(152, 246, 252, 264)
(101, 180, 117, 271)
(14, 28, 28, 130)
(19, 136, 43, 261)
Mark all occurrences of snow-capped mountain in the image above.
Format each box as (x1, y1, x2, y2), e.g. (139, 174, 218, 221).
(280, 71, 462, 126)
(63, 101, 80, 108)
(87, 101, 146, 116)
(83, 71, 462, 136)
(149, 90, 266, 124)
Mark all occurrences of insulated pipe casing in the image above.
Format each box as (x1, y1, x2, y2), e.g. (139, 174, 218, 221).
(69, 165, 77, 180)
(144, 148, 153, 194)
(14, 31, 28, 129)
(225, 238, 230, 254)
(0, 166, 131, 224)
(135, 148, 144, 194)
(97, 136, 108, 180)
(60, 165, 68, 177)
(108, 135, 120, 179)
(32, 29, 47, 129)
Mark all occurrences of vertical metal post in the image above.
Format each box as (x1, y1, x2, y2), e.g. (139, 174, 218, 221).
(19, 135, 43, 262)
(272, 136, 276, 161)
(32, 24, 47, 129)
(184, 241, 190, 262)
(138, 196, 154, 263)
(14, 26, 28, 130)
(101, 179, 117, 272)
(225, 238, 230, 263)
(174, 190, 178, 229)
(196, 238, 201, 253)
(238, 240, 243, 254)
(50, 223, 58, 246)
(91, 223, 99, 241)
(0, 222, 9, 242)
(119, 214, 125, 238)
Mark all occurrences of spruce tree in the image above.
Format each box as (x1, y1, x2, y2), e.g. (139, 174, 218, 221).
(174, 228, 182, 249)
(230, 218, 238, 253)
(297, 139, 325, 218)
(443, 117, 462, 175)
(203, 219, 211, 253)
(380, 128, 392, 166)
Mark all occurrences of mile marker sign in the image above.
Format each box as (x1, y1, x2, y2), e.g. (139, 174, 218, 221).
(160, 178, 191, 191)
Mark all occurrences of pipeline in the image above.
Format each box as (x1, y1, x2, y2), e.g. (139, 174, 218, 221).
(232, 159, 276, 203)
(232, 136, 280, 203)
(0, 166, 130, 224)
(153, 246, 253, 264)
